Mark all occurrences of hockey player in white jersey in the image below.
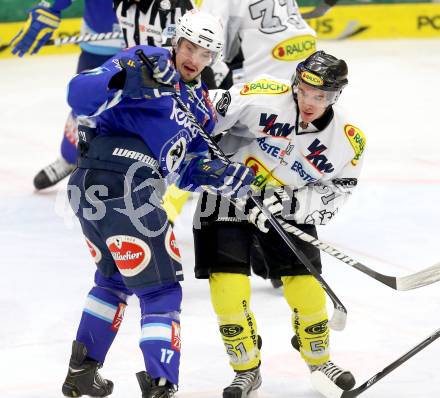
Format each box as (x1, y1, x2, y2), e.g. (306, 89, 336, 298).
(197, 0, 319, 288)
(200, 0, 317, 85)
(193, 51, 366, 397)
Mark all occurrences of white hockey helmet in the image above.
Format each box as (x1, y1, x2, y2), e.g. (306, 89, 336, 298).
(174, 9, 224, 66)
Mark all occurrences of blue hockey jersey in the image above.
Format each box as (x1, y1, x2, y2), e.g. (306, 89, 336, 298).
(67, 45, 217, 190)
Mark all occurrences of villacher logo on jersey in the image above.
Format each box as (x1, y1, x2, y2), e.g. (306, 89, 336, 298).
(106, 235, 152, 277)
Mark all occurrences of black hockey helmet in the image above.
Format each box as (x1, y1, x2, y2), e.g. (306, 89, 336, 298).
(293, 51, 348, 104)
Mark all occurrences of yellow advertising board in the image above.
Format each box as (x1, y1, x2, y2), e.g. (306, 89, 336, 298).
(0, 4, 439, 59)
(306, 3, 440, 40)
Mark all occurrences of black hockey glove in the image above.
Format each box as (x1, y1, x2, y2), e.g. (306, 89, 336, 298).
(192, 159, 255, 199)
(246, 186, 297, 233)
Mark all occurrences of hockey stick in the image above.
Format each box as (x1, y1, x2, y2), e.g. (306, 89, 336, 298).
(0, 31, 123, 53)
(136, 49, 347, 331)
(336, 328, 440, 397)
(301, 0, 339, 19)
(279, 220, 440, 291)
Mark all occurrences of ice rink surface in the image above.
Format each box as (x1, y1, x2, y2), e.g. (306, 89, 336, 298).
(1, 38, 440, 397)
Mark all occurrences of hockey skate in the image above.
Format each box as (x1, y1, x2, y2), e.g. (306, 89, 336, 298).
(33, 157, 76, 190)
(136, 371, 177, 398)
(223, 367, 262, 398)
(291, 335, 355, 394)
(62, 340, 114, 397)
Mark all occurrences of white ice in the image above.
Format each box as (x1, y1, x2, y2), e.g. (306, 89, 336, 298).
(0, 39, 440, 397)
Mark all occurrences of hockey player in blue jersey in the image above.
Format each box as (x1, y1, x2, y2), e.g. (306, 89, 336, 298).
(61, 10, 254, 398)
(9, 0, 124, 190)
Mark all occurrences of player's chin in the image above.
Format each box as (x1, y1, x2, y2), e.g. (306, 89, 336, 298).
(183, 72, 199, 82)
(182, 66, 200, 81)
(301, 111, 316, 122)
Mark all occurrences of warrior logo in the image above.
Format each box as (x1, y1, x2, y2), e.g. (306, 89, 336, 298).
(305, 139, 334, 173)
(106, 235, 151, 277)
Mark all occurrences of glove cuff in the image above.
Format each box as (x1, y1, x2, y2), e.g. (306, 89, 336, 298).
(38, 0, 63, 14)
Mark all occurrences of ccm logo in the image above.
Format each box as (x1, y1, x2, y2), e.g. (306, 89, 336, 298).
(417, 15, 440, 30)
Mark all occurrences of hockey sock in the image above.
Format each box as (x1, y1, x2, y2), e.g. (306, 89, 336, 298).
(76, 285, 128, 363)
(209, 273, 261, 371)
(282, 275, 329, 366)
(136, 282, 182, 386)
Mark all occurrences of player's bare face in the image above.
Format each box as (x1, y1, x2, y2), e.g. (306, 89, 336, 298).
(175, 39, 214, 82)
(296, 82, 328, 123)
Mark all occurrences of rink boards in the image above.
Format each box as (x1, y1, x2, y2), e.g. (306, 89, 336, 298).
(0, 3, 439, 59)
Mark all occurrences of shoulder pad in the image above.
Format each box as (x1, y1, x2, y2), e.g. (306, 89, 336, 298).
(240, 78, 290, 96)
(344, 124, 366, 166)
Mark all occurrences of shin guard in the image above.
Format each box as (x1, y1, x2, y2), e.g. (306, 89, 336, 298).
(210, 273, 260, 371)
(283, 275, 329, 366)
(137, 283, 182, 386)
(76, 285, 127, 363)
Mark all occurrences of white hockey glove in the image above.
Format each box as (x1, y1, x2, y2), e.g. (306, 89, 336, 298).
(247, 186, 297, 233)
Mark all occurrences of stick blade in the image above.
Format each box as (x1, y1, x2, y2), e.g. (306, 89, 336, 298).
(329, 307, 347, 331)
(396, 262, 440, 290)
(311, 371, 345, 398)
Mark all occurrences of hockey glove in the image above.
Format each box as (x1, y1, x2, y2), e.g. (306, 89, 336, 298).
(118, 50, 179, 99)
(192, 159, 255, 199)
(10, 5, 61, 57)
(247, 186, 297, 233)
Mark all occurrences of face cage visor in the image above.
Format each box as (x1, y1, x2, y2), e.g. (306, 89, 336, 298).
(293, 79, 341, 107)
(174, 37, 222, 68)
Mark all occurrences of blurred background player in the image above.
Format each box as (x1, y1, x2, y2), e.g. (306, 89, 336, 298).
(61, 10, 254, 398)
(9, 0, 124, 190)
(200, 0, 317, 88)
(193, 50, 365, 397)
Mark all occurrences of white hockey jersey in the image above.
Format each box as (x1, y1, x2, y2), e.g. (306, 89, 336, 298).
(210, 76, 366, 225)
(200, 0, 317, 82)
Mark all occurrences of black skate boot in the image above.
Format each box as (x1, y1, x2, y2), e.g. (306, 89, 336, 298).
(291, 335, 355, 392)
(223, 366, 262, 398)
(33, 157, 76, 190)
(62, 340, 114, 397)
(136, 371, 177, 398)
